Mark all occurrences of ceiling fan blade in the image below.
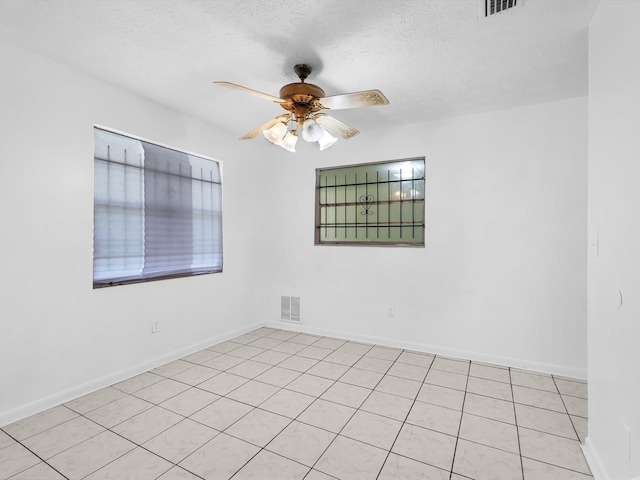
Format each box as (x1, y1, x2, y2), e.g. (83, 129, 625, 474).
(239, 114, 291, 140)
(314, 114, 359, 139)
(319, 89, 389, 110)
(214, 81, 286, 104)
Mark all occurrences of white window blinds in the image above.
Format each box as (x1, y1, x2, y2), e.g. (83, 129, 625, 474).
(93, 127, 222, 287)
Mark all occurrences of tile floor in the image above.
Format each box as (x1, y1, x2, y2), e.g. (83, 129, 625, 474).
(0, 327, 591, 480)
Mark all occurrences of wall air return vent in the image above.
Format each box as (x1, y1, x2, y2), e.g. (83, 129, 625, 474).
(482, 0, 521, 17)
(281, 296, 301, 323)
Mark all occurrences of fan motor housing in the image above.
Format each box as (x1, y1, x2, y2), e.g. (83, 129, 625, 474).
(280, 82, 325, 101)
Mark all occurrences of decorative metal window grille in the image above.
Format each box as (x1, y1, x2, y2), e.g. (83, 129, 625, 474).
(93, 127, 223, 287)
(483, 0, 519, 17)
(315, 157, 425, 246)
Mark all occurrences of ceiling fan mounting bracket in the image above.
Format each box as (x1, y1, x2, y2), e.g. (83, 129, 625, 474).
(294, 63, 312, 82)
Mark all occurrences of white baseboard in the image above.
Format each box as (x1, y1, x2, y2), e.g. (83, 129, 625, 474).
(264, 321, 588, 380)
(582, 437, 609, 480)
(0, 321, 262, 428)
(1, 318, 587, 428)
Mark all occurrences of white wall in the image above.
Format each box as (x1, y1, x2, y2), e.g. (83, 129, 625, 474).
(586, 1, 640, 478)
(0, 37, 590, 427)
(0, 41, 271, 426)
(262, 96, 588, 378)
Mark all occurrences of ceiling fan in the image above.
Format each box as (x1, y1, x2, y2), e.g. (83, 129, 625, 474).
(214, 64, 389, 152)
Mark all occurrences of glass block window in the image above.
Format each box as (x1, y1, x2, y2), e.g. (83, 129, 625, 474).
(315, 157, 425, 246)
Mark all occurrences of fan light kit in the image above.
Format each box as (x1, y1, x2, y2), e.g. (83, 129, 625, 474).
(215, 64, 389, 152)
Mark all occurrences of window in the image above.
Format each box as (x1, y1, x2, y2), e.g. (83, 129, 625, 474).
(315, 157, 425, 246)
(93, 127, 222, 287)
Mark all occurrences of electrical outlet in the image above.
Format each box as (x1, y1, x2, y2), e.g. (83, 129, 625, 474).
(151, 321, 159, 334)
(387, 306, 395, 317)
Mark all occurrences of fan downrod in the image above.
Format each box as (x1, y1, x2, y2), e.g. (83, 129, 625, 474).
(294, 64, 312, 82)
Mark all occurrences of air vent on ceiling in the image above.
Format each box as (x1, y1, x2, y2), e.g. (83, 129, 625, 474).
(281, 296, 301, 323)
(482, 0, 521, 17)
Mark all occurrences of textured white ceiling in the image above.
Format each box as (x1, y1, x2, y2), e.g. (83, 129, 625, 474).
(0, 0, 598, 138)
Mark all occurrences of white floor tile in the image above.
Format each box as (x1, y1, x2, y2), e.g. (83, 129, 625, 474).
(254, 365, 301, 387)
(132, 379, 191, 404)
(378, 453, 449, 480)
(197, 371, 249, 396)
(469, 363, 511, 383)
(169, 365, 220, 386)
(84, 395, 154, 429)
(143, 418, 219, 463)
(466, 376, 512, 401)
(338, 367, 384, 389)
(3, 406, 78, 441)
(522, 456, 594, 479)
(306, 361, 350, 380)
(375, 375, 421, 399)
(320, 382, 371, 408)
(452, 439, 523, 480)
(458, 413, 519, 454)
(227, 360, 272, 379)
(159, 387, 219, 417)
(233, 450, 309, 480)
(297, 399, 356, 433)
(392, 423, 457, 471)
(463, 392, 515, 424)
(0, 430, 14, 450)
(518, 427, 591, 475)
(48, 430, 136, 480)
(0, 443, 41, 478)
(285, 373, 334, 397)
(406, 400, 462, 436)
(554, 378, 588, 399)
(513, 385, 566, 412)
(226, 380, 280, 406)
(7, 461, 66, 480)
(515, 404, 577, 440)
(178, 432, 259, 479)
(1, 329, 593, 480)
(360, 391, 413, 421)
(156, 466, 205, 480)
(63, 387, 126, 415)
(425, 369, 468, 391)
(112, 372, 164, 394)
(341, 410, 402, 450)
(111, 406, 183, 444)
(259, 389, 316, 418)
(432, 357, 470, 375)
(386, 362, 429, 382)
(266, 420, 335, 467)
(84, 447, 172, 480)
(22, 416, 104, 459)
(510, 370, 557, 392)
(315, 435, 387, 480)
(190, 397, 253, 431)
(225, 408, 291, 447)
(416, 383, 465, 411)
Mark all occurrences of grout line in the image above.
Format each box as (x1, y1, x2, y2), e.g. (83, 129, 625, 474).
(2, 429, 71, 480)
(375, 354, 438, 480)
(551, 376, 584, 444)
(446, 357, 471, 480)
(510, 367, 526, 480)
(302, 347, 399, 479)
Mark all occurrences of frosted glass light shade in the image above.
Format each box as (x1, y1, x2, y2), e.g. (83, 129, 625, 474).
(263, 122, 287, 145)
(302, 119, 325, 142)
(317, 130, 337, 151)
(280, 132, 298, 152)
